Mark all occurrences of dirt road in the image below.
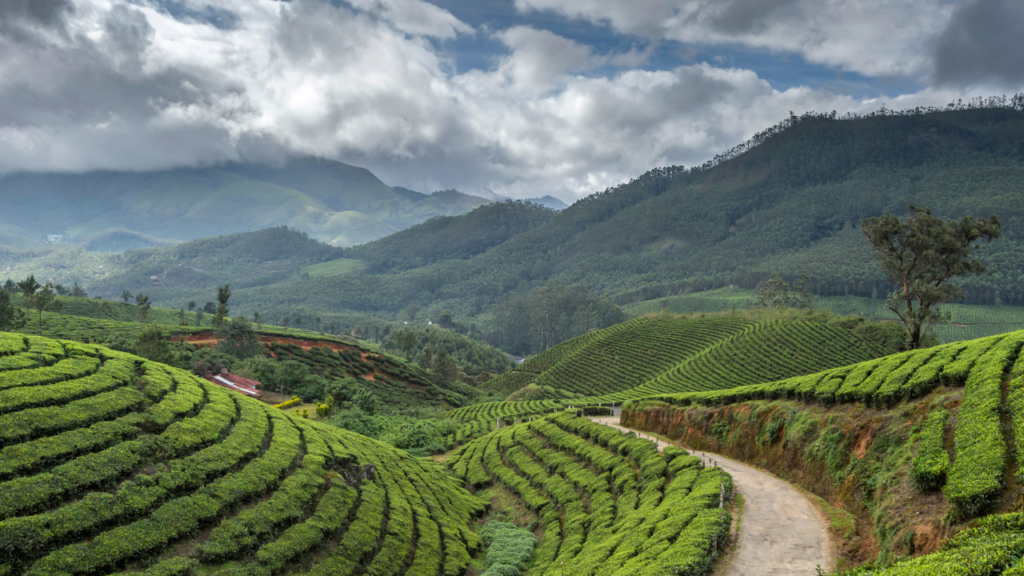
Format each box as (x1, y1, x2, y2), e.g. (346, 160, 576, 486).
(591, 417, 833, 576)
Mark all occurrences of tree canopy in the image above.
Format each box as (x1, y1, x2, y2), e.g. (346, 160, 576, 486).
(862, 205, 1001, 348)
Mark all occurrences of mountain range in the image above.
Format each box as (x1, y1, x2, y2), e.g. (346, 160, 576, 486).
(4, 104, 1024, 341)
(0, 157, 493, 249)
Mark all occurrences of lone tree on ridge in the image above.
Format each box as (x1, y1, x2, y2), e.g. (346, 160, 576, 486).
(862, 205, 1000, 349)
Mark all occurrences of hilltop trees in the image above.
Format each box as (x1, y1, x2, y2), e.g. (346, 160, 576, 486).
(0, 290, 26, 331)
(862, 205, 1001, 349)
(491, 281, 627, 355)
(754, 274, 813, 309)
(135, 294, 151, 323)
(394, 329, 418, 360)
(216, 316, 263, 360)
(17, 275, 40, 311)
(26, 282, 59, 335)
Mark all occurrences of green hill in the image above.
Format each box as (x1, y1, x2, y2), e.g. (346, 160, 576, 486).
(447, 411, 731, 576)
(0, 157, 492, 249)
(202, 105, 1024, 333)
(626, 288, 1024, 343)
(0, 332, 486, 576)
(485, 311, 895, 402)
(620, 328, 1024, 573)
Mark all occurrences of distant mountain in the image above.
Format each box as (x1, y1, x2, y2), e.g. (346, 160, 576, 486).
(8, 105, 1024, 347)
(216, 105, 1024, 323)
(0, 157, 492, 249)
(523, 195, 569, 210)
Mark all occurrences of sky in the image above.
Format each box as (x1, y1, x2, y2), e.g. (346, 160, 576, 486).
(1, 0, 1023, 200)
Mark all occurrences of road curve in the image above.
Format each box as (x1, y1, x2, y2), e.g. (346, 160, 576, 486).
(590, 417, 834, 576)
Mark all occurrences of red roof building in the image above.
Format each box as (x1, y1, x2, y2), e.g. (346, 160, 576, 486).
(204, 368, 262, 399)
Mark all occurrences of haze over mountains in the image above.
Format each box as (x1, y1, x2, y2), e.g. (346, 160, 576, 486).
(4, 104, 1024, 339)
(0, 157, 494, 249)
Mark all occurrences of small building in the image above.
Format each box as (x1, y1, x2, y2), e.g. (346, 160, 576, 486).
(204, 368, 262, 399)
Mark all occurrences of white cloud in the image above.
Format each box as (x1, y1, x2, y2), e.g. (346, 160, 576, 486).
(513, 0, 956, 79)
(0, 0, 1010, 201)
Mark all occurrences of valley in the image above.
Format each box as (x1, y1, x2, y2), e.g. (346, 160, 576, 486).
(7, 103, 1024, 576)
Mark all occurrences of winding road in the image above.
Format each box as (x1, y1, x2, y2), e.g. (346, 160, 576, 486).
(590, 417, 834, 576)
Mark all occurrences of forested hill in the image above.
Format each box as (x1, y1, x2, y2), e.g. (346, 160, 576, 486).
(346, 200, 556, 273)
(216, 104, 1024, 322)
(0, 156, 491, 248)
(6, 104, 1024, 337)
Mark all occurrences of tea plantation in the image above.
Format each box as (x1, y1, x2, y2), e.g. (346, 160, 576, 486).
(448, 412, 732, 576)
(0, 331, 486, 576)
(455, 315, 889, 445)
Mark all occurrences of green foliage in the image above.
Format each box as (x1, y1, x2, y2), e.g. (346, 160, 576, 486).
(912, 409, 951, 491)
(943, 337, 1018, 519)
(328, 411, 455, 456)
(490, 281, 627, 356)
(448, 412, 731, 576)
(214, 315, 262, 360)
(478, 522, 536, 576)
(0, 332, 485, 576)
(0, 291, 26, 332)
(381, 325, 513, 376)
(862, 205, 1001, 348)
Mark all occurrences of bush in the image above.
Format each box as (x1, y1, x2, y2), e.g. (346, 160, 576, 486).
(912, 409, 950, 491)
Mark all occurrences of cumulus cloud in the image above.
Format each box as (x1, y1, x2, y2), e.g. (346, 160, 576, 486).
(0, 0, 1012, 200)
(513, 0, 955, 79)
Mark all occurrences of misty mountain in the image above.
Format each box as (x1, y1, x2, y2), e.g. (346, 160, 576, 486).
(0, 157, 492, 249)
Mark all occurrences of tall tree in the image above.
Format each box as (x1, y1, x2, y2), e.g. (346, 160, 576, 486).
(17, 275, 40, 312)
(253, 311, 263, 330)
(135, 323, 174, 364)
(0, 290, 26, 331)
(862, 205, 1001, 349)
(26, 282, 58, 335)
(71, 283, 87, 297)
(135, 294, 151, 324)
(754, 273, 791, 309)
(216, 316, 263, 360)
(187, 300, 196, 312)
(195, 307, 204, 327)
(214, 284, 231, 327)
(394, 329, 418, 360)
(121, 290, 133, 304)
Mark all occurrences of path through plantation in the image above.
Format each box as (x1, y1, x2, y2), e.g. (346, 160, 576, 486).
(590, 417, 834, 576)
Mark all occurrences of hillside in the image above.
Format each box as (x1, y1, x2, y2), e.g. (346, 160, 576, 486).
(626, 287, 1024, 343)
(0, 332, 740, 576)
(201, 105, 1024, 330)
(619, 328, 1024, 572)
(0, 332, 487, 576)
(447, 411, 732, 576)
(484, 311, 895, 402)
(0, 157, 492, 249)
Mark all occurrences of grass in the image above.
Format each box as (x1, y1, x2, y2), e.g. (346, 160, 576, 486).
(300, 258, 364, 278)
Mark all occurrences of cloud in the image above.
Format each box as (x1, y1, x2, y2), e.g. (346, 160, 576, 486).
(495, 26, 595, 93)
(0, 0, 1010, 201)
(932, 0, 1024, 88)
(513, 0, 955, 79)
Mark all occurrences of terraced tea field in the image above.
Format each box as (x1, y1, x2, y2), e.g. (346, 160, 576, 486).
(0, 332, 484, 576)
(458, 315, 888, 446)
(448, 412, 732, 576)
(632, 330, 1024, 521)
(625, 288, 1024, 343)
